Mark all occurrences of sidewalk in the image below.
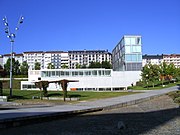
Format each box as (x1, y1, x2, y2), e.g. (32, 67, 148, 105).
(0, 86, 179, 129)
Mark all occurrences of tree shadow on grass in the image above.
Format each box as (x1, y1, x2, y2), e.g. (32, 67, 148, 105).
(47, 93, 63, 97)
(68, 94, 88, 98)
(10, 95, 28, 100)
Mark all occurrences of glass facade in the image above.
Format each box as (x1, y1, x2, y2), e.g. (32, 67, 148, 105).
(41, 69, 111, 77)
(112, 35, 142, 71)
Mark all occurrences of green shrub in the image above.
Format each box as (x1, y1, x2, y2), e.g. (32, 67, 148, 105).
(168, 91, 180, 100)
(136, 81, 144, 87)
(174, 97, 180, 103)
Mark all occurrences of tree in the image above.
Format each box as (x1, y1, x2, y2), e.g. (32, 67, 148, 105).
(101, 61, 112, 69)
(81, 64, 87, 69)
(89, 62, 101, 68)
(88, 61, 112, 69)
(14, 60, 20, 75)
(166, 63, 176, 79)
(34, 62, 41, 70)
(75, 63, 81, 69)
(159, 62, 176, 84)
(4, 58, 21, 75)
(141, 62, 179, 88)
(20, 61, 29, 75)
(141, 64, 151, 87)
(141, 64, 160, 88)
(47, 63, 55, 69)
(148, 64, 160, 87)
(62, 64, 68, 69)
(176, 67, 180, 81)
(0, 65, 6, 77)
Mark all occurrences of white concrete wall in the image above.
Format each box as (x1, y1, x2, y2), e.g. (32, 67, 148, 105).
(22, 69, 141, 91)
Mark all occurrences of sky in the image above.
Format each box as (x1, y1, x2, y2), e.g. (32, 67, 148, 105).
(0, 0, 179, 55)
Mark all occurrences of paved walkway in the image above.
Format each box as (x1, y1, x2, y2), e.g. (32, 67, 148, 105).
(0, 86, 179, 129)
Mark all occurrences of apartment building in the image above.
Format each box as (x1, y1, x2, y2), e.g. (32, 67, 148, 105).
(2, 50, 111, 70)
(142, 54, 163, 66)
(112, 35, 142, 71)
(23, 51, 44, 70)
(46, 51, 69, 69)
(68, 50, 112, 69)
(2, 53, 23, 66)
(163, 54, 180, 68)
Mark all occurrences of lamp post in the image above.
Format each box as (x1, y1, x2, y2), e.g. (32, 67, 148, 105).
(146, 74, 149, 89)
(3, 15, 24, 97)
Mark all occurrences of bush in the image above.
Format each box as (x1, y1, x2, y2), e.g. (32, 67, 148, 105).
(136, 81, 144, 87)
(2, 80, 21, 89)
(168, 91, 180, 100)
(174, 97, 180, 103)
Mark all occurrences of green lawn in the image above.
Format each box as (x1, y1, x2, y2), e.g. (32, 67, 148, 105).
(130, 81, 180, 90)
(2, 89, 140, 102)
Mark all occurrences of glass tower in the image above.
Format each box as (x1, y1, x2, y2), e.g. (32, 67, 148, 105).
(112, 35, 142, 71)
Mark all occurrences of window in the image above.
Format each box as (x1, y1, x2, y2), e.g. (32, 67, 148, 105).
(79, 71, 83, 76)
(136, 37, 141, 45)
(125, 46, 131, 53)
(52, 71, 55, 76)
(85, 71, 91, 76)
(105, 70, 111, 76)
(132, 46, 141, 53)
(125, 54, 132, 61)
(132, 54, 137, 61)
(92, 70, 97, 76)
(125, 38, 131, 45)
(130, 38, 136, 45)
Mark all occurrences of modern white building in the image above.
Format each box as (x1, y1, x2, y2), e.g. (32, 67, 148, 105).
(21, 69, 141, 91)
(112, 35, 142, 71)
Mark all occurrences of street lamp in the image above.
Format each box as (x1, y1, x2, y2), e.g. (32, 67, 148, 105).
(3, 15, 24, 97)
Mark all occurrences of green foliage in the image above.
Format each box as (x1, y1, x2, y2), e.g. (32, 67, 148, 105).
(62, 64, 68, 69)
(136, 81, 144, 87)
(168, 91, 180, 100)
(20, 61, 29, 75)
(89, 62, 101, 68)
(88, 61, 112, 69)
(34, 62, 41, 70)
(47, 63, 55, 69)
(0, 65, 6, 77)
(141, 62, 180, 88)
(101, 61, 112, 69)
(75, 63, 81, 69)
(4, 58, 21, 75)
(168, 91, 180, 104)
(174, 97, 180, 103)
